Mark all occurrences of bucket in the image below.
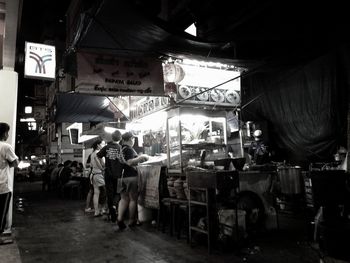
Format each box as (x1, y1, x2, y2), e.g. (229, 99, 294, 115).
(277, 166, 302, 194)
(137, 204, 153, 222)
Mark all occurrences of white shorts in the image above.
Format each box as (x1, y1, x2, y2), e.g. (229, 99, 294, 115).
(92, 173, 105, 188)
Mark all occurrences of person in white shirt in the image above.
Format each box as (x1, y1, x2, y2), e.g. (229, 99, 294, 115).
(0, 122, 18, 240)
(90, 139, 107, 217)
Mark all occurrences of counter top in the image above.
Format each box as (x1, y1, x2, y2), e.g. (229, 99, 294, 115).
(140, 154, 167, 166)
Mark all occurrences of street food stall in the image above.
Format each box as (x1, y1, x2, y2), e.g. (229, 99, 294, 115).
(123, 59, 282, 245)
(123, 57, 243, 206)
(57, 51, 281, 246)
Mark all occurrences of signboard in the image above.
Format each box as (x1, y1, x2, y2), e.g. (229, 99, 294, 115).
(137, 165, 161, 209)
(33, 106, 46, 120)
(179, 64, 241, 90)
(175, 63, 241, 107)
(129, 96, 170, 120)
(24, 42, 56, 80)
(75, 52, 165, 96)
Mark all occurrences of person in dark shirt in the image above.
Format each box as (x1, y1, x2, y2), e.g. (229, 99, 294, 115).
(96, 130, 125, 223)
(248, 129, 270, 165)
(117, 132, 148, 229)
(58, 160, 73, 186)
(41, 162, 56, 192)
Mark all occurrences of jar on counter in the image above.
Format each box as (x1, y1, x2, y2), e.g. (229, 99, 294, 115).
(167, 177, 177, 197)
(174, 178, 186, 199)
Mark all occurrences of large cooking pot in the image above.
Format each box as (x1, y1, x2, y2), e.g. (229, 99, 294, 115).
(277, 166, 302, 194)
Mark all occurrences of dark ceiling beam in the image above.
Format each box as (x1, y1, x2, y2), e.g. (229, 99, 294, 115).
(196, 0, 274, 41)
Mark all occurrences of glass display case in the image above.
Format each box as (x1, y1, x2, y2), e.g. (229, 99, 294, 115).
(166, 107, 228, 173)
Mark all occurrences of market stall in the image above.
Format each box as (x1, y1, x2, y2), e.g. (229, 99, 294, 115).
(57, 51, 283, 246)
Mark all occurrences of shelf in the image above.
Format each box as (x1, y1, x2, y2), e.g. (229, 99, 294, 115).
(189, 200, 207, 206)
(182, 143, 226, 150)
(189, 186, 208, 190)
(169, 144, 180, 149)
(167, 169, 182, 174)
(190, 226, 208, 234)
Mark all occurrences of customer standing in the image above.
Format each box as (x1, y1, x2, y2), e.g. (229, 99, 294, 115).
(117, 132, 148, 229)
(89, 139, 107, 217)
(84, 150, 94, 213)
(97, 130, 125, 223)
(0, 123, 18, 243)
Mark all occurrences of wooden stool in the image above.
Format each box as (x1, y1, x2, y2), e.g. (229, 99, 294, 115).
(158, 198, 189, 241)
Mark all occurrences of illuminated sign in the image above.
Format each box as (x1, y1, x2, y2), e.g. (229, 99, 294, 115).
(24, 42, 56, 80)
(129, 96, 170, 120)
(174, 62, 241, 107)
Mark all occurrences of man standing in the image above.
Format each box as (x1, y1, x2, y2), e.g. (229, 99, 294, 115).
(248, 129, 270, 165)
(97, 130, 125, 222)
(0, 123, 18, 244)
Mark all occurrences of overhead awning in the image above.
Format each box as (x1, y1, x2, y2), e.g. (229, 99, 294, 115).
(55, 93, 129, 123)
(71, 0, 252, 66)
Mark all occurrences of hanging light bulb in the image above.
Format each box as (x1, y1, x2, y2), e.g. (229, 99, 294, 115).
(108, 97, 128, 120)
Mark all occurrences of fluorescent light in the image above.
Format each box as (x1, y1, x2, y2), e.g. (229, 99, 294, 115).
(28, 122, 37, 130)
(66, 122, 81, 130)
(20, 118, 35, 122)
(78, 135, 99, 143)
(104, 127, 117, 133)
(25, 106, 32, 114)
(18, 161, 31, 170)
(103, 98, 110, 107)
(185, 23, 196, 37)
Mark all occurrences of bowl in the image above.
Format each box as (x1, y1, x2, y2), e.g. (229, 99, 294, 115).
(231, 157, 246, 171)
(214, 157, 246, 171)
(215, 166, 225, 170)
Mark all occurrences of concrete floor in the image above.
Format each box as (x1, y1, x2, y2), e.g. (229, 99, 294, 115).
(6, 181, 328, 263)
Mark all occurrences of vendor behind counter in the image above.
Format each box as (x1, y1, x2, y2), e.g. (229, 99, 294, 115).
(248, 129, 271, 165)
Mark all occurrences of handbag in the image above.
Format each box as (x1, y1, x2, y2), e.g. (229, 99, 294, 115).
(116, 172, 125, 194)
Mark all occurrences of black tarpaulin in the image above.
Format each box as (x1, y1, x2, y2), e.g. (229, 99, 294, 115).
(55, 93, 128, 123)
(73, 0, 247, 64)
(241, 47, 349, 165)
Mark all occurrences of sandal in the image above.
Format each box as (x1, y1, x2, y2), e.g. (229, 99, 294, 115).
(117, 220, 126, 230)
(0, 237, 13, 245)
(128, 221, 137, 227)
(128, 220, 142, 227)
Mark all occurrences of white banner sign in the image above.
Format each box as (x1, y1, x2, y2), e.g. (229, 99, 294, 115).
(24, 42, 56, 80)
(179, 64, 241, 90)
(75, 52, 165, 96)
